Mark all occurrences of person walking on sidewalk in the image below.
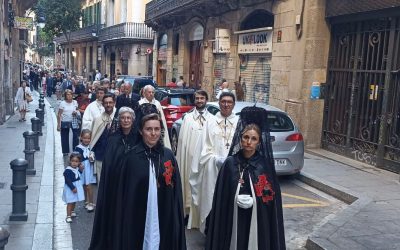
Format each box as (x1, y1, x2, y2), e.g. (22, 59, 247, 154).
(62, 152, 85, 223)
(75, 129, 96, 212)
(57, 89, 80, 155)
(14, 80, 32, 122)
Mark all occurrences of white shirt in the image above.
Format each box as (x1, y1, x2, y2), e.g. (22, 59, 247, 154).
(59, 100, 78, 122)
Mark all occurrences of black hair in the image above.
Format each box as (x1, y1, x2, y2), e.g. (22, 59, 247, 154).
(103, 93, 115, 101)
(69, 152, 82, 162)
(195, 89, 209, 101)
(219, 91, 236, 103)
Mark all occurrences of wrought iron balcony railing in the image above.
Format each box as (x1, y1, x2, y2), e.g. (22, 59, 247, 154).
(145, 0, 201, 22)
(54, 24, 103, 44)
(98, 22, 153, 42)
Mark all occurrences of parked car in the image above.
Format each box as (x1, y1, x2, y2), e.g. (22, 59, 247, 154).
(154, 88, 196, 132)
(116, 75, 157, 94)
(170, 101, 304, 175)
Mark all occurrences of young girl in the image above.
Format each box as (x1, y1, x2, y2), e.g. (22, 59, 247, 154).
(62, 152, 85, 223)
(75, 129, 96, 212)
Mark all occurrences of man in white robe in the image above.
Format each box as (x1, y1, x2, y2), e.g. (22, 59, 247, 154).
(139, 85, 171, 149)
(176, 90, 212, 229)
(90, 94, 116, 183)
(190, 92, 238, 233)
(82, 86, 106, 130)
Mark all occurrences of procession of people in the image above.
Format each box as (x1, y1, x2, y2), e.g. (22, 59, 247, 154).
(44, 71, 285, 250)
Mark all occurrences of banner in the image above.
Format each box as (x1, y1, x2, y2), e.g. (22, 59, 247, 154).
(238, 30, 273, 54)
(14, 17, 34, 30)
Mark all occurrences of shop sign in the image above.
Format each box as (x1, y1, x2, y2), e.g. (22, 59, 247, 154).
(213, 28, 230, 53)
(238, 30, 272, 54)
(14, 17, 34, 30)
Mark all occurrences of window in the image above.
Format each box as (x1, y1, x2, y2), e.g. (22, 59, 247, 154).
(173, 33, 179, 55)
(267, 112, 294, 132)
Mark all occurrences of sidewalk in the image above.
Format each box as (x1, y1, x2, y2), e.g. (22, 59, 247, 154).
(0, 91, 54, 250)
(300, 149, 400, 250)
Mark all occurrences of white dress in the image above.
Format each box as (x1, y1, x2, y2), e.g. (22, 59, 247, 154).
(62, 166, 85, 203)
(75, 144, 97, 185)
(15, 87, 31, 111)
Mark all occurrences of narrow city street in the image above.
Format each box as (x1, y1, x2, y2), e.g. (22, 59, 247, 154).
(65, 176, 345, 250)
(47, 96, 346, 250)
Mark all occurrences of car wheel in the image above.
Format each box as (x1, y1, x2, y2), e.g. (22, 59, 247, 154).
(171, 131, 178, 155)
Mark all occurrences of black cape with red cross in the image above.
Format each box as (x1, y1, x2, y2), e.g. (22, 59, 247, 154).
(89, 141, 186, 250)
(206, 151, 286, 250)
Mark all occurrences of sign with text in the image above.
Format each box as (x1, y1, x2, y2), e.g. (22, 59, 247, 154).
(213, 28, 230, 53)
(14, 16, 34, 30)
(238, 30, 273, 54)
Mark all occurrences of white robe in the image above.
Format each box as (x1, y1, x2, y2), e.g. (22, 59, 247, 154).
(190, 112, 238, 232)
(139, 98, 171, 149)
(176, 108, 212, 229)
(82, 100, 104, 130)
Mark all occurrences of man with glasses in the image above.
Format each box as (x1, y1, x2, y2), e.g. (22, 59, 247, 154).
(190, 91, 238, 233)
(90, 93, 116, 183)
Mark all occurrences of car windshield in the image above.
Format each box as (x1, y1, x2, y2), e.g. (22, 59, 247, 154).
(268, 112, 294, 132)
(169, 94, 195, 106)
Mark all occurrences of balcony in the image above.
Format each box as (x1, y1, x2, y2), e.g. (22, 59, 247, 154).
(98, 22, 153, 43)
(145, 0, 201, 22)
(54, 24, 103, 45)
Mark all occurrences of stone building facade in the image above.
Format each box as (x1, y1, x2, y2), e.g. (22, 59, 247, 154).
(145, 0, 330, 148)
(0, 0, 34, 124)
(55, 0, 153, 79)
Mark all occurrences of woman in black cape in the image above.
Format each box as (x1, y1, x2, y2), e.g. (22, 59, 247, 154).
(206, 106, 286, 250)
(90, 105, 186, 249)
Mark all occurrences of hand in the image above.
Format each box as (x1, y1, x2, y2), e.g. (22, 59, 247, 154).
(57, 126, 61, 131)
(72, 188, 77, 193)
(215, 156, 226, 168)
(79, 163, 84, 171)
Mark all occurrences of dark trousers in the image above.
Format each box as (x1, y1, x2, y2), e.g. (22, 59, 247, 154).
(60, 127, 79, 154)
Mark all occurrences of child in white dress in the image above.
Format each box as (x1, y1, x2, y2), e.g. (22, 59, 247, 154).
(62, 152, 85, 223)
(75, 129, 96, 212)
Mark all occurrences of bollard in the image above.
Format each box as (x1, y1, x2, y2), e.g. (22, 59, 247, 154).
(23, 131, 36, 175)
(35, 108, 44, 126)
(39, 93, 44, 100)
(0, 227, 10, 250)
(33, 131, 40, 151)
(38, 100, 45, 111)
(31, 117, 42, 136)
(9, 159, 28, 221)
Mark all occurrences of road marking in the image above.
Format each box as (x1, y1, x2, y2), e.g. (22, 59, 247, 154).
(282, 192, 329, 208)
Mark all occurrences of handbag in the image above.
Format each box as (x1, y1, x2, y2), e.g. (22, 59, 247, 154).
(25, 93, 33, 103)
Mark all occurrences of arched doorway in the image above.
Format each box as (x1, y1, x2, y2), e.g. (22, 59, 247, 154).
(188, 23, 204, 88)
(238, 10, 274, 104)
(157, 34, 167, 86)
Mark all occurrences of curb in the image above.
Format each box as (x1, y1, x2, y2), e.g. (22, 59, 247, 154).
(32, 94, 54, 250)
(296, 164, 373, 249)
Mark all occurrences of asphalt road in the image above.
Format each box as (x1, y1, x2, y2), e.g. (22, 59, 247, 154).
(68, 176, 345, 250)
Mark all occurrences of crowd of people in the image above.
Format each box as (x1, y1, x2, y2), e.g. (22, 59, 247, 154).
(46, 71, 286, 249)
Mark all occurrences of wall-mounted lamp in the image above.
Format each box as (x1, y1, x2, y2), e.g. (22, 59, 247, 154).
(71, 51, 77, 57)
(91, 29, 97, 37)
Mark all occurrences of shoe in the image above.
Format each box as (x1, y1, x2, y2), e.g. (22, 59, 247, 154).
(19, 119, 23, 122)
(65, 216, 72, 223)
(87, 204, 95, 212)
(71, 211, 77, 217)
(84, 202, 89, 209)
(22, 118, 26, 121)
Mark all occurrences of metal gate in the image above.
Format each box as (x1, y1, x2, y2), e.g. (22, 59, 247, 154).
(322, 17, 400, 173)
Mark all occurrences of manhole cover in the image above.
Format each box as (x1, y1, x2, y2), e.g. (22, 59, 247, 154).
(0, 183, 5, 189)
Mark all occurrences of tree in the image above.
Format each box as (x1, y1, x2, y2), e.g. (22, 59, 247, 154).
(34, 0, 83, 72)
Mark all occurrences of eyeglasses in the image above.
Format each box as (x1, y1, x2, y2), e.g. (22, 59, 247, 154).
(220, 100, 234, 106)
